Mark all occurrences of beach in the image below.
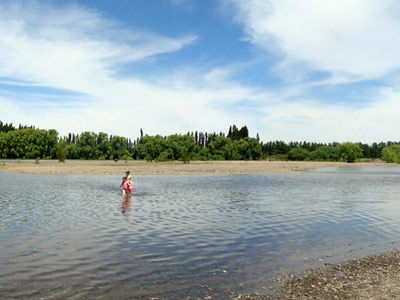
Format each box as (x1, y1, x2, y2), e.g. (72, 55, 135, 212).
(0, 160, 392, 175)
(238, 251, 400, 300)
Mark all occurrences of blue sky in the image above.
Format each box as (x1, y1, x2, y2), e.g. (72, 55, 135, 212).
(0, 0, 400, 142)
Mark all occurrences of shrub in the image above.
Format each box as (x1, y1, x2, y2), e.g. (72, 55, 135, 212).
(287, 147, 310, 161)
(56, 140, 67, 162)
(381, 145, 400, 163)
(156, 149, 173, 162)
(311, 146, 338, 161)
(337, 142, 363, 163)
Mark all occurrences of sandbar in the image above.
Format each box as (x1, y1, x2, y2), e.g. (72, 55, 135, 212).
(0, 160, 393, 175)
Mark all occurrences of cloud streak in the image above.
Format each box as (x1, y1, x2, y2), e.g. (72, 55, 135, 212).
(1, 1, 400, 143)
(227, 0, 400, 82)
(0, 2, 197, 89)
(0, 1, 202, 136)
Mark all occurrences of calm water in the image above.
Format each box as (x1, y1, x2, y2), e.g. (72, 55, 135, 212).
(1, 167, 400, 299)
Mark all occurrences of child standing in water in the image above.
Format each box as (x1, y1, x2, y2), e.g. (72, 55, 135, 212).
(125, 170, 133, 191)
(119, 171, 133, 198)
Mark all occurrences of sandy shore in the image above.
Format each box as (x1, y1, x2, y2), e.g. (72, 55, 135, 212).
(238, 250, 400, 300)
(0, 160, 392, 175)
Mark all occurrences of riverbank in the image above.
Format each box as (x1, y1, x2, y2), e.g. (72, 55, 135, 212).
(238, 250, 400, 299)
(0, 160, 392, 175)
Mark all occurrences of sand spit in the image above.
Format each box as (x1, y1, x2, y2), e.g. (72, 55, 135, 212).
(0, 160, 392, 175)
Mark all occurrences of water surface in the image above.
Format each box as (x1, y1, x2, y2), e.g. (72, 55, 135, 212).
(1, 168, 400, 299)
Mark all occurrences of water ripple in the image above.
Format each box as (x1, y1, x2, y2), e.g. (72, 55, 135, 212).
(1, 170, 400, 298)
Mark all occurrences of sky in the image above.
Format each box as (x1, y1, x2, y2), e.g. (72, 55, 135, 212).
(1, 0, 400, 143)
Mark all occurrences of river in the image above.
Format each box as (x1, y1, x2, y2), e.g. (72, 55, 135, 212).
(1, 167, 400, 298)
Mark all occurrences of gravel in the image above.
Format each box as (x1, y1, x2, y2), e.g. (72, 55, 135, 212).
(237, 251, 400, 300)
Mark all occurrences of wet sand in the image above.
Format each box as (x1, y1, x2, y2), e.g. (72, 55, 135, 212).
(238, 250, 400, 300)
(0, 160, 391, 175)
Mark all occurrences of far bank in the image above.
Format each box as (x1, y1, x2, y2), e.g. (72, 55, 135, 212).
(0, 160, 394, 175)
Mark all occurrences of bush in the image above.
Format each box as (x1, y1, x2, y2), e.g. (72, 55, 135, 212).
(287, 148, 310, 161)
(337, 142, 363, 163)
(181, 155, 190, 164)
(156, 149, 173, 162)
(193, 147, 211, 161)
(56, 140, 68, 162)
(311, 146, 338, 161)
(381, 145, 400, 163)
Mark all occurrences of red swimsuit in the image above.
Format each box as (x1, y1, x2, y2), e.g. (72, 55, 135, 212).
(123, 183, 133, 191)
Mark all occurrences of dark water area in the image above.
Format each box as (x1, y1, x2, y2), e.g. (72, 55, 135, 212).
(311, 166, 400, 174)
(1, 168, 400, 299)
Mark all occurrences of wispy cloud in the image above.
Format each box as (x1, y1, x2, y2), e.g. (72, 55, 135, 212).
(0, 2, 197, 88)
(258, 87, 400, 143)
(0, 1, 200, 136)
(1, 0, 400, 143)
(226, 0, 400, 82)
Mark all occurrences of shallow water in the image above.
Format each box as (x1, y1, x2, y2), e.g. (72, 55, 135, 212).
(1, 168, 400, 299)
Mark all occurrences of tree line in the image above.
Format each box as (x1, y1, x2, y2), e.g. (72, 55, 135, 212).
(1, 120, 400, 163)
(0, 121, 36, 133)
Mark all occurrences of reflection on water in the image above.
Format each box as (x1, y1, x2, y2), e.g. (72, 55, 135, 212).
(121, 196, 133, 216)
(1, 168, 400, 298)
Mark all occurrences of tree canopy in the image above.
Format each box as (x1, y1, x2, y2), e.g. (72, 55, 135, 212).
(337, 142, 363, 163)
(0, 120, 399, 163)
(381, 145, 400, 163)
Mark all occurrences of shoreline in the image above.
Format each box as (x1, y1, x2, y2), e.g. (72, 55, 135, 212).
(238, 250, 400, 299)
(0, 160, 393, 175)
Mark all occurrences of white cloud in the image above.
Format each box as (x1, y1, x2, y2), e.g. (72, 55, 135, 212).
(0, 2, 197, 91)
(1, 0, 400, 144)
(256, 87, 400, 143)
(227, 0, 400, 81)
(0, 1, 203, 137)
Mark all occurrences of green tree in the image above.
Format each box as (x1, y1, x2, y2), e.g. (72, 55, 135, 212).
(111, 136, 132, 160)
(288, 147, 310, 161)
(0, 132, 8, 158)
(235, 139, 250, 159)
(311, 146, 338, 161)
(337, 142, 363, 163)
(381, 145, 400, 163)
(227, 125, 249, 140)
(166, 135, 196, 160)
(134, 135, 167, 160)
(245, 137, 262, 160)
(57, 140, 68, 162)
(208, 136, 230, 159)
(156, 149, 174, 162)
(196, 147, 211, 160)
(66, 143, 80, 159)
(79, 132, 97, 159)
(96, 132, 112, 159)
(46, 129, 59, 158)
